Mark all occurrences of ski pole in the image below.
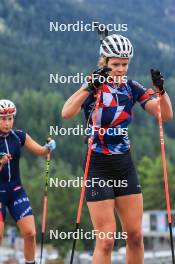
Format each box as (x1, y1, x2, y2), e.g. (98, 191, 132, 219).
(70, 90, 101, 264)
(40, 148, 51, 264)
(70, 24, 108, 264)
(157, 95, 175, 263)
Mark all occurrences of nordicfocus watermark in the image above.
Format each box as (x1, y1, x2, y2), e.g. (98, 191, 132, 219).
(49, 73, 128, 85)
(50, 229, 128, 240)
(50, 125, 128, 137)
(49, 177, 128, 189)
(50, 21, 128, 32)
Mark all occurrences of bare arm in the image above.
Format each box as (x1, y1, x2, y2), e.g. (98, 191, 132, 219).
(62, 87, 90, 119)
(145, 92, 173, 121)
(24, 134, 49, 156)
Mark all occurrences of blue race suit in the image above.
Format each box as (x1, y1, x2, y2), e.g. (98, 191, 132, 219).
(82, 80, 153, 201)
(0, 130, 33, 222)
(82, 80, 152, 154)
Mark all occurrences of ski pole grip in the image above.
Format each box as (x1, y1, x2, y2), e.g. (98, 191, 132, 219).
(47, 137, 52, 143)
(46, 137, 51, 159)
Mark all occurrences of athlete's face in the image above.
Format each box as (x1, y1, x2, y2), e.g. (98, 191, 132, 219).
(0, 115, 14, 134)
(107, 57, 129, 82)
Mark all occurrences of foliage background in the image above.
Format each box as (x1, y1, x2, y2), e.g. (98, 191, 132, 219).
(0, 0, 175, 257)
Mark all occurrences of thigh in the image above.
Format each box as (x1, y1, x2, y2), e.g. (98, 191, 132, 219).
(84, 152, 116, 202)
(0, 202, 6, 239)
(85, 176, 115, 202)
(0, 221, 4, 237)
(0, 202, 6, 222)
(114, 152, 142, 198)
(17, 215, 36, 236)
(8, 186, 33, 222)
(87, 199, 116, 233)
(115, 194, 143, 232)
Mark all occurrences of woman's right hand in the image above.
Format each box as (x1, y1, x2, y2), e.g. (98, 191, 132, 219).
(0, 153, 12, 171)
(61, 67, 111, 120)
(84, 66, 112, 94)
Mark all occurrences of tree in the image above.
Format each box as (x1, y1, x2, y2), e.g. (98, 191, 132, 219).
(138, 155, 175, 210)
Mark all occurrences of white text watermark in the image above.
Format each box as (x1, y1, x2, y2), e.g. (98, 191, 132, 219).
(50, 125, 128, 137)
(50, 21, 128, 32)
(49, 73, 128, 85)
(49, 177, 128, 189)
(50, 229, 128, 240)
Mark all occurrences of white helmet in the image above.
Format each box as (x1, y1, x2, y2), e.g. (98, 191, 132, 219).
(0, 99, 17, 116)
(100, 34, 133, 59)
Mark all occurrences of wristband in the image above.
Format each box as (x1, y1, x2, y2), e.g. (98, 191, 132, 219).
(83, 83, 95, 94)
(159, 89, 166, 96)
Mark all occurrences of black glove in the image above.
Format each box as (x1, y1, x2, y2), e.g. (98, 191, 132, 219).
(150, 69, 165, 95)
(92, 66, 112, 87)
(85, 66, 112, 94)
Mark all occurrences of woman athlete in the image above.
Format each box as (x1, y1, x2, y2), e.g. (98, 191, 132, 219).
(0, 99, 56, 264)
(62, 34, 173, 264)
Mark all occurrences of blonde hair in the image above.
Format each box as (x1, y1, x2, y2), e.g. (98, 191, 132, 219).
(98, 56, 108, 67)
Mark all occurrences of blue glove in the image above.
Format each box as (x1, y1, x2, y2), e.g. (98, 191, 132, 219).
(44, 139, 56, 152)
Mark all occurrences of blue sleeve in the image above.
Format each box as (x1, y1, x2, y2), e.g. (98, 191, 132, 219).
(81, 94, 93, 109)
(81, 81, 92, 109)
(15, 130, 26, 146)
(129, 80, 153, 110)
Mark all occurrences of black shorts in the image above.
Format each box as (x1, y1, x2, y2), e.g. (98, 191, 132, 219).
(83, 151, 141, 202)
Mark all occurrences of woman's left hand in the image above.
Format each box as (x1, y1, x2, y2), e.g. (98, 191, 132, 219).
(44, 138, 56, 152)
(150, 69, 165, 95)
